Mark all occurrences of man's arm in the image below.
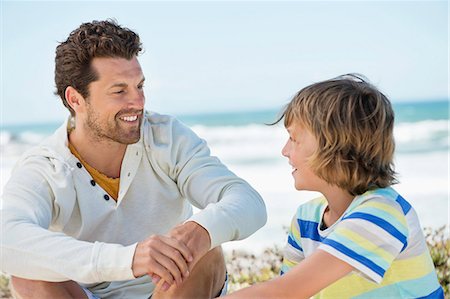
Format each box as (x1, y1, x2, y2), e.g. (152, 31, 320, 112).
(1, 157, 192, 285)
(222, 249, 354, 299)
(157, 117, 267, 250)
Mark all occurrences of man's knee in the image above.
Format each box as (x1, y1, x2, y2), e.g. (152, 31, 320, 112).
(153, 246, 226, 299)
(10, 276, 42, 299)
(10, 276, 87, 299)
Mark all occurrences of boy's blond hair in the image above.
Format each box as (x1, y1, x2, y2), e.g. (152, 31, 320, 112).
(280, 74, 397, 195)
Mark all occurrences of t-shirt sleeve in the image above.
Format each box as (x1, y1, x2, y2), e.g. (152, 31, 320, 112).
(318, 196, 409, 283)
(281, 213, 305, 275)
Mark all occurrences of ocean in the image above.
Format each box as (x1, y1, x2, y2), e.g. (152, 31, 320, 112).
(1, 100, 449, 252)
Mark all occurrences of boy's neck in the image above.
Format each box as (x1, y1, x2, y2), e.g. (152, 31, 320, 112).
(322, 185, 354, 228)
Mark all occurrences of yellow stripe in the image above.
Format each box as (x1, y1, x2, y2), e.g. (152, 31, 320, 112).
(313, 251, 436, 298)
(282, 258, 297, 268)
(290, 213, 302, 240)
(353, 201, 407, 227)
(314, 272, 378, 298)
(382, 251, 435, 283)
(291, 225, 301, 241)
(335, 227, 395, 263)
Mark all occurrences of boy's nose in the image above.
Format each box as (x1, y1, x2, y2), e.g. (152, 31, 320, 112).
(281, 142, 289, 157)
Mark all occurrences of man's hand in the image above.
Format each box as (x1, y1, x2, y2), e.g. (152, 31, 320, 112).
(153, 221, 212, 292)
(169, 221, 211, 266)
(132, 235, 193, 290)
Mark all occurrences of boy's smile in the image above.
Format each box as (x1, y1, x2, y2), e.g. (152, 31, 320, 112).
(282, 123, 322, 191)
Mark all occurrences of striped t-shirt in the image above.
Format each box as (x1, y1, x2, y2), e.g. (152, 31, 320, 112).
(281, 187, 443, 298)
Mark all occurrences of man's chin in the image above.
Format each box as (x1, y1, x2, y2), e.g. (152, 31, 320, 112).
(119, 134, 141, 145)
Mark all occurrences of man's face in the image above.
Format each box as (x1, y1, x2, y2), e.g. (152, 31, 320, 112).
(83, 56, 145, 144)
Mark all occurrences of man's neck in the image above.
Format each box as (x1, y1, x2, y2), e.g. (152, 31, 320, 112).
(68, 128, 126, 178)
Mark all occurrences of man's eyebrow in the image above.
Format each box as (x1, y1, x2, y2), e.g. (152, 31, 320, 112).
(108, 78, 145, 89)
(109, 82, 128, 89)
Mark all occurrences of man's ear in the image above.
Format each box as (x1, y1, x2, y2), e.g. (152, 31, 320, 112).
(65, 86, 86, 114)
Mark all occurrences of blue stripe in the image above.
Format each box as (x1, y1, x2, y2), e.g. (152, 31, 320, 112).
(417, 287, 444, 299)
(343, 212, 407, 246)
(288, 235, 303, 251)
(323, 238, 385, 278)
(396, 194, 411, 215)
(400, 240, 408, 253)
(298, 219, 323, 242)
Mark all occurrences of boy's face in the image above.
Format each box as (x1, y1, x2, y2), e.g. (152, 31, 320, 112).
(80, 56, 146, 144)
(282, 123, 323, 191)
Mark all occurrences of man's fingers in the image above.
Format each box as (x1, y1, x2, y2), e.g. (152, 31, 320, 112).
(148, 261, 175, 286)
(150, 249, 184, 285)
(157, 236, 191, 277)
(160, 235, 193, 263)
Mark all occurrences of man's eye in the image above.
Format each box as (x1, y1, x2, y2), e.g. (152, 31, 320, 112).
(138, 85, 144, 90)
(114, 90, 124, 94)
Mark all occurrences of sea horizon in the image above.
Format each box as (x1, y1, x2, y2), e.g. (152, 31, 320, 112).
(1, 99, 449, 129)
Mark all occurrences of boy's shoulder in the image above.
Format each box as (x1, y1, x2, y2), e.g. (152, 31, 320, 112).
(348, 187, 412, 217)
(294, 196, 327, 222)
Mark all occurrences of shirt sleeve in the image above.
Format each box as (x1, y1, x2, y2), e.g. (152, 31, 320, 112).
(0, 156, 136, 283)
(318, 196, 409, 283)
(151, 116, 267, 249)
(281, 212, 305, 275)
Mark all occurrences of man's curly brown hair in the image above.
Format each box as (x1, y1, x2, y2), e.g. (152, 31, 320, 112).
(54, 19, 142, 116)
(277, 74, 397, 195)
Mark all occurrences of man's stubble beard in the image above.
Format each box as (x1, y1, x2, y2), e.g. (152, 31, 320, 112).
(85, 104, 141, 145)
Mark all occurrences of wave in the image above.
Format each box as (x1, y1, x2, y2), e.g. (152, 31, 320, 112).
(1, 119, 448, 164)
(394, 120, 449, 153)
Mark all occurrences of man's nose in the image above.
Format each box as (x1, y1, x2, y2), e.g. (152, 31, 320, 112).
(128, 89, 145, 109)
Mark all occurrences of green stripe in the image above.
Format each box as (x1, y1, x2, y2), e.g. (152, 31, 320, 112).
(353, 270, 441, 299)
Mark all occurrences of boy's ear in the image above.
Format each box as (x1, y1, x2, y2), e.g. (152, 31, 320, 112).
(65, 86, 86, 114)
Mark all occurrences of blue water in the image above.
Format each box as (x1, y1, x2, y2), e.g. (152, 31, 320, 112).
(1, 100, 448, 155)
(181, 100, 449, 126)
(2, 100, 448, 130)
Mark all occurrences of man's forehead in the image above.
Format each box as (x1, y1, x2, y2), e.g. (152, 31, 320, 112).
(91, 57, 143, 80)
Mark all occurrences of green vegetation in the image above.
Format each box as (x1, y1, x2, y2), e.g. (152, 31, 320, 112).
(1, 226, 448, 298)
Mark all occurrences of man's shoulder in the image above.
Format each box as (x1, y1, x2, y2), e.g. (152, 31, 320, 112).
(12, 120, 72, 176)
(144, 111, 175, 125)
(142, 111, 199, 147)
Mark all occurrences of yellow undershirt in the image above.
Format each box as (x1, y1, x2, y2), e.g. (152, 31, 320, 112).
(69, 142, 120, 201)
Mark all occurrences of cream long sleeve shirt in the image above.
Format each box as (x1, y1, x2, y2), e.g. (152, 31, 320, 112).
(1, 112, 267, 298)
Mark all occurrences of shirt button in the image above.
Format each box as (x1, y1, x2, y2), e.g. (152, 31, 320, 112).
(76, 162, 82, 168)
(104, 194, 110, 201)
(90, 180, 96, 186)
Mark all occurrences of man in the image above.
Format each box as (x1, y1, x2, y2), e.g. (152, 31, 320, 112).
(1, 20, 267, 298)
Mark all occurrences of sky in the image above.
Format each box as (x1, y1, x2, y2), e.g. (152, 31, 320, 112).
(1, 1, 448, 125)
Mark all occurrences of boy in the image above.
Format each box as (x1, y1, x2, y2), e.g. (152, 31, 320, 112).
(223, 74, 443, 298)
